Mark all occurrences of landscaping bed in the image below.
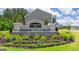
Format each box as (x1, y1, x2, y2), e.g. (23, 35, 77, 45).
(0, 30, 74, 49)
(3, 40, 68, 48)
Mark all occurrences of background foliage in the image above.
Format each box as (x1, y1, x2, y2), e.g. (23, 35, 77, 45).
(0, 8, 28, 32)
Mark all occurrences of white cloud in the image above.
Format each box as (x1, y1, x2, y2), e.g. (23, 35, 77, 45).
(63, 16, 75, 24)
(26, 8, 33, 12)
(59, 8, 72, 14)
(57, 16, 77, 25)
(71, 11, 77, 15)
(71, 20, 79, 26)
(59, 8, 78, 16)
(57, 19, 78, 25)
(57, 19, 66, 25)
(75, 20, 79, 24)
(52, 11, 61, 17)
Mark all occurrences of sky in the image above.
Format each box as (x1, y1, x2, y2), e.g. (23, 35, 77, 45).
(0, 8, 5, 15)
(0, 8, 79, 25)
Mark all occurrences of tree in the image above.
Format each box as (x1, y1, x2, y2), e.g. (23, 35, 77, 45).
(55, 27, 58, 31)
(16, 8, 28, 24)
(67, 25, 71, 30)
(0, 8, 29, 32)
(3, 8, 11, 19)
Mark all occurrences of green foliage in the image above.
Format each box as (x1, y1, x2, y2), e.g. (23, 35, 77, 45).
(55, 27, 58, 31)
(51, 34, 58, 39)
(51, 34, 62, 40)
(67, 25, 71, 30)
(0, 32, 3, 38)
(13, 35, 22, 42)
(33, 34, 40, 40)
(0, 8, 28, 31)
(40, 35, 47, 41)
(4, 42, 13, 47)
(5, 31, 12, 42)
(22, 35, 30, 40)
(60, 30, 74, 41)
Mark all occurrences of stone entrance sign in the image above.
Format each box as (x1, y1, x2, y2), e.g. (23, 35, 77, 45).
(30, 23, 41, 28)
(12, 9, 58, 36)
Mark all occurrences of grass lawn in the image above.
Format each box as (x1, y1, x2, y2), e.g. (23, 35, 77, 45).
(0, 29, 79, 51)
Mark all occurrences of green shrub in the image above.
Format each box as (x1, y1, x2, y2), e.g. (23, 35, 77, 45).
(13, 35, 22, 42)
(51, 34, 60, 40)
(14, 44, 20, 47)
(23, 44, 38, 48)
(22, 35, 30, 40)
(66, 33, 74, 41)
(0, 32, 3, 38)
(40, 35, 47, 41)
(4, 42, 13, 47)
(33, 34, 40, 40)
(5, 31, 12, 42)
(60, 31, 74, 41)
(38, 43, 49, 47)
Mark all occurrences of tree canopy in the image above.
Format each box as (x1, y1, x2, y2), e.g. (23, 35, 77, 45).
(0, 8, 29, 32)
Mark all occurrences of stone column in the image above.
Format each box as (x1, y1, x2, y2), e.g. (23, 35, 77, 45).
(13, 23, 22, 31)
